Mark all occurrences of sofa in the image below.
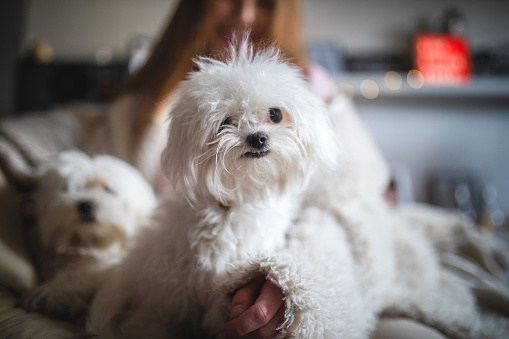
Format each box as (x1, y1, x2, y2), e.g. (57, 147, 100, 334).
(0, 96, 508, 338)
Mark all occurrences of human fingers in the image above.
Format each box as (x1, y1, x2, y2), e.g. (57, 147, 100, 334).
(242, 304, 285, 339)
(221, 280, 285, 338)
(229, 276, 265, 320)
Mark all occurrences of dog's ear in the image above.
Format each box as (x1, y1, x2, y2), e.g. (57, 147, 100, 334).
(310, 103, 341, 168)
(292, 94, 341, 171)
(161, 94, 201, 204)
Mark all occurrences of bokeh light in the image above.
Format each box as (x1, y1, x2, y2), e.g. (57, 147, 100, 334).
(360, 80, 379, 99)
(407, 69, 425, 89)
(384, 71, 403, 91)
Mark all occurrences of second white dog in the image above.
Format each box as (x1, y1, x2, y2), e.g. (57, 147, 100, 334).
(88, 40, 338, 338)
(21, 151, 157, 322)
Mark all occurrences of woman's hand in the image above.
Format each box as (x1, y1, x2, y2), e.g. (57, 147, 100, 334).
(221, 276, 285, 339)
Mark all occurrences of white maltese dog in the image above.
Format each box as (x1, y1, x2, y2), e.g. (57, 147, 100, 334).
(21, 150, 157, 322)
(88, 39, 338, 338)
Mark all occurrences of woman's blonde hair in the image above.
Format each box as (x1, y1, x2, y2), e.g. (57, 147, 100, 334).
(127, 0, 308, 144)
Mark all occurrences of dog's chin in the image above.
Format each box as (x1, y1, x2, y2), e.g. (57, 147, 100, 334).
(242, 150, 270, 159)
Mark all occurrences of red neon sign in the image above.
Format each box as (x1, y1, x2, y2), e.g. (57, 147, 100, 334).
(414, 34, 471, 85)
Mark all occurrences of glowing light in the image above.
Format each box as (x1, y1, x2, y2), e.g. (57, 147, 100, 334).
(407, 70, 425, 89)
(360, 80, 379, 99)
(414, 34, 471, 85)
(384, 71, 402, 90)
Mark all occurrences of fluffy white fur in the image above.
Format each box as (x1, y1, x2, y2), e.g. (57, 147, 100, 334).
(21, 150, 157, 322)
(88, 40, 339, 338)
(88, 41, 509, 339)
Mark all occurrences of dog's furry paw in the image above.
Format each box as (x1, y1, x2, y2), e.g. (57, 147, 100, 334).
(20, 284, 91, 321)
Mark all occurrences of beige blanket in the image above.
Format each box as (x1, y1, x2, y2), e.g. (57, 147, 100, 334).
(0, 96, 507, 338)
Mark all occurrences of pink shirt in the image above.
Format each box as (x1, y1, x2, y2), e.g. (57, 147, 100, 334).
(306, 63, 336, 103)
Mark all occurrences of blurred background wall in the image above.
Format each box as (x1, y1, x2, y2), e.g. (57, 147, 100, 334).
(303, 0, 509, 53)
(5, 0, 507, 60)
(11, 0, 509, 60)
(1, 0, 508, 225)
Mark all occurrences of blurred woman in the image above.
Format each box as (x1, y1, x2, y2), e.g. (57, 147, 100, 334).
(105, 1, 335, 338)
(124, 0, 334, 154)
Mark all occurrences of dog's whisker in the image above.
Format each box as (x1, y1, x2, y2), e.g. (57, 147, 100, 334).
(196, 149, 216, 167)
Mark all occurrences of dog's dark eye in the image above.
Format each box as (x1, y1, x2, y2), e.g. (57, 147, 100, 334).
(269, 108, 282, 124)
(104, 185, 116, 195)
(219, 117, 232, 133)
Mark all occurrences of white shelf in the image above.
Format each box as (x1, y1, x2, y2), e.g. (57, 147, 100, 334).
(333, 72, 509, 100)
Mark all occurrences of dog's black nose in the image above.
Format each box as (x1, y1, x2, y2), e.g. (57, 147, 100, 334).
(77, 200, 96, 222)
(247, 132, 268, 149)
